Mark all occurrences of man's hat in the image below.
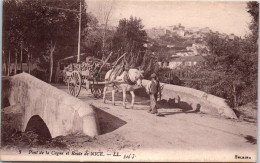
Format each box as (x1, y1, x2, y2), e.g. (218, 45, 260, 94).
(151, 73, 156, 78)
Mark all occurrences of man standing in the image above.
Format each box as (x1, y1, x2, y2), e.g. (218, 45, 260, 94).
(146, 73, 160, 115)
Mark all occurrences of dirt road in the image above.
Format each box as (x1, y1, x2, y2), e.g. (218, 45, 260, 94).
(55, 85, 257, 161)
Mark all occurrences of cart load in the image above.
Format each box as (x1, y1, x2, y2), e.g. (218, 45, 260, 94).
(62, 52, 128, 98)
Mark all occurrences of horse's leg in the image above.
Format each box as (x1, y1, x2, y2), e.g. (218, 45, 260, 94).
(103, 85, 107, 103)
(130, 90, 135, 109)
(112, 88, 116, 105)
(122, 87, 126, 108)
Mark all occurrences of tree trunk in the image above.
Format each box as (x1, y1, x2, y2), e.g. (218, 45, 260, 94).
(8, 51, 10, 76)
(3, 51, 5, 75)
(55, 61, 61, 83)
(135, 51, 140, 65)
(27, 53, 31, 74)
(14, 52, 17, 75)
(130, 52, 135, 66)
(233, 84, 237, 107)
(49, 51, 54, 83)
(29, 54, 32, 74)
(20, 44, 23, 72)
(2, 51, 6, 75)
(48, 42, 56, 83)
(141, 51, 147, 70)
(102, 30, 106, 61)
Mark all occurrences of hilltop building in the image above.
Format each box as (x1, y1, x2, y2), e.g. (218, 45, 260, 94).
(160, 55, 205, 69)
(146, 28, 166, 39)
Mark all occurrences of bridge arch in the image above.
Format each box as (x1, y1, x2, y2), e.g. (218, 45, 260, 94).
(4, 73, 100, 138)
(25, 115, 51, 138)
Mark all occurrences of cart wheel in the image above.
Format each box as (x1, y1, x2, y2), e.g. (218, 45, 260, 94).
(68, 71, 81, 97)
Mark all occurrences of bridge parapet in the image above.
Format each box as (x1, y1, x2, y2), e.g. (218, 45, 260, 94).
(142, 80, 237, 119)
(2, 73, 100, 138)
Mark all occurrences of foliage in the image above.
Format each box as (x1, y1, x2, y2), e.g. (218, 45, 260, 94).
(2, 0, 90, 81)
(112, 16, 147, 66)
(81, 13, 102, 57)
(140, 50, 159, 78)
(176, 2, 258, 107)
(113, 16, 147, 50)
(155, 68, 182, 85)
(3, 0, 258, 106)
(159, 34, 188, 47)
(81, 13, 115, 59)
(181, 62, 257, 107)
(182, 28, 257, 106)
(202, 33, 242, 71)
(247, 1, 259, 46)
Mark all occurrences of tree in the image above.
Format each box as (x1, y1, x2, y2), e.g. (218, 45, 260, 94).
(182, 1, 259, 107)
(202, 33, 242, 71)
(2, 0, 90, 82)
(96, 0, 115, 60)
(183, 28, 257, 107)
(112, 16, 147, 66)
(81, 12, 115, 59)
(247, 1, 259, 47)
(2, 0, 25, 75)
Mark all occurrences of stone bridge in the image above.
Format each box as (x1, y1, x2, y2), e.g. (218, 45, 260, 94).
(1, 73, 100, 138)
(1, 73, 237, 139)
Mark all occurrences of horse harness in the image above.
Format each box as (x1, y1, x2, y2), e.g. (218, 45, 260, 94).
(110, 71, 138, 89)
(123, 71, 137, 85)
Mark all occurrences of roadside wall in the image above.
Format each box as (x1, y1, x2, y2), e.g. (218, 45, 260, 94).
(142, 80, 237, 119)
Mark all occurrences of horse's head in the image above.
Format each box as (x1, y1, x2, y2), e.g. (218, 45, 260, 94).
(129, 69, 144, 87)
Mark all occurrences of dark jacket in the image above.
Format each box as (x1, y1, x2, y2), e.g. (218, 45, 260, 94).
(150, 80, 159, 94)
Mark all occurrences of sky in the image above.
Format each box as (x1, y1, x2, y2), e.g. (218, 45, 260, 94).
(86, 0, 252, 37)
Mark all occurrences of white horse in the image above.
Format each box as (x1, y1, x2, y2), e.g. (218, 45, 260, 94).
(103, 69, 143, 109)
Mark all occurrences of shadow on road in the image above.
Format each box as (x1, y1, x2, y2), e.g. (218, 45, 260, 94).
(244, 135, 257, 144)
(158, 96, 198, 111)
(92, 105, 127, 135)
(103, 87, 201, 116)
(159, 108, 200, 116)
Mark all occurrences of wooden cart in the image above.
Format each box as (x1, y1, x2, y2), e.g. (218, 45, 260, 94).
(62, 52, 125, 98)
(67, 70, 108, 98)
(63, 57, 110, 98)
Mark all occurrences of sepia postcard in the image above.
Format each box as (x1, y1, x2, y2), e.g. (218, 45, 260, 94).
(1, 0, 258, 162)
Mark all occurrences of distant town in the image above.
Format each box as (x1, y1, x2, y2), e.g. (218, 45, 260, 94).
(143, 24, 236, 69)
